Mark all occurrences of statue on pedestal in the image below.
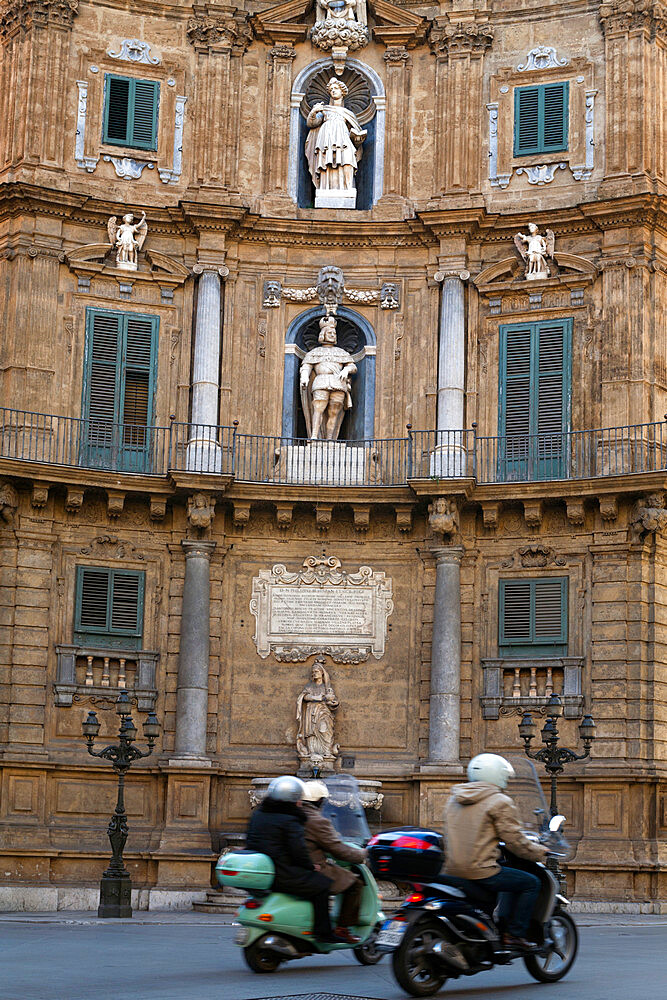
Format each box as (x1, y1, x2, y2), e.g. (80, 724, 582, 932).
(296, 658, 340, 770)
(299, 314, 357, 440)
(305, 78, 366, 206)
(514, 223, 555, 280)
(108, 212, 147, 271)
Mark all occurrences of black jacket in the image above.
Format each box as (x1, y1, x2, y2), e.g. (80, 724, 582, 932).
(246, 797, 332, 897)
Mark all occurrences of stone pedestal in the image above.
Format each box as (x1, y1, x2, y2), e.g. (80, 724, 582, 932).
(428, 546, 463, 764)
(314, 188, 357, 210)
(279, 441, 367, 485)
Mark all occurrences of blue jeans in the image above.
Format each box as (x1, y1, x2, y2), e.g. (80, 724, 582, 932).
(475, 866, 541, 937)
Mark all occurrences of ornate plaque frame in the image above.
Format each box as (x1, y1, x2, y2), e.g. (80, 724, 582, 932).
(250, 556, 393, 664)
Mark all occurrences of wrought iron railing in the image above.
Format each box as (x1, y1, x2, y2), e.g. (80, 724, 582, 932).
(1, 408, 666, 487)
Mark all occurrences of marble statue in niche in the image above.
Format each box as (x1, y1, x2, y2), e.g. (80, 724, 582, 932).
(305, 77, 367, 209)
(514, 223, 555, 280)
(296, 657, 340, 770)
(107, 211, 147, 271)
(299, 314, 357, 440)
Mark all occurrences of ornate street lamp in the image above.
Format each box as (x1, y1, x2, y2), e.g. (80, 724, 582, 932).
(83, 691, 160, 918)
(518, 694, 596, 888)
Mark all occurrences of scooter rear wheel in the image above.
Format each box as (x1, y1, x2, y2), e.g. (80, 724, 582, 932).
(524, 911, 578, 983)
(353, 928, 384, 965)
(392, 919, 449, 997)
(243, 938, 282, 974)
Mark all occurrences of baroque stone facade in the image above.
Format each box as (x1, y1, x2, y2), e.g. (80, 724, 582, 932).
(0, 0, 666, 911)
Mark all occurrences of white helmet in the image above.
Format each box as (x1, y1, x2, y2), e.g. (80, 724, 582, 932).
(267, 775, 306, 803)
(467, 753, 515, 789)
(302, 780, 330, 803)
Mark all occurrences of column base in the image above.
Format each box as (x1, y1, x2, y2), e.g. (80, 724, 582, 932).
(168, 755, 212, 768)
(418, 761, 465, 775)
(98, 875, 132, 918)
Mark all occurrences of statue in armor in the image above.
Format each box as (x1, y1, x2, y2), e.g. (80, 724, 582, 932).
(299, 315, 357, 441)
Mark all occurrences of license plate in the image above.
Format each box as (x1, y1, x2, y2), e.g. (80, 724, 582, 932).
(234, 926, 249, 946)
(376, 918, 407, 949)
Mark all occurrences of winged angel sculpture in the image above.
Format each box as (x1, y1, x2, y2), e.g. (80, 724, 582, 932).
(108, 211, 148, 271)
(514, 223, 555, 280)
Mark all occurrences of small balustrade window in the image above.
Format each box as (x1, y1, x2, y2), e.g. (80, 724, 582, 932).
(74, 566, 145, 651)
(499, 577, 568, 657)
(103, 74, 160, 151)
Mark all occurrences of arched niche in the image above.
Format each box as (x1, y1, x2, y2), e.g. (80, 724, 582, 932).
(288, 58, 386, 210)
(281, 305, 376, 440)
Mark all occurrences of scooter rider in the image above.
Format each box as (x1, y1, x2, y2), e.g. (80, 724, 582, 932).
(246, 775, 338, 943)
(443, 753, 549, 951)
(301, 780, 368, 945)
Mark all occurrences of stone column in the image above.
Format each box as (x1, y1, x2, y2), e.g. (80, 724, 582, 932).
(432, 269, 470, 476)
(173, 540, 216, 762)
(187, 265, 228, 472)
(428, 546, 463, 763)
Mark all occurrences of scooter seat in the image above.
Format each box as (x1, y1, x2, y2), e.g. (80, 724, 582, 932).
(429, 874, 496, 907)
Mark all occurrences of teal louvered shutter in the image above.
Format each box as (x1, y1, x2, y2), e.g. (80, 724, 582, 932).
(499, 577, 568, 656)
(82, 309, 158, 471)
(103, 74, 159, 151)
(75, 566, 145, 650)
(514, 82, 568, 156)
(499, 319, 571, 480)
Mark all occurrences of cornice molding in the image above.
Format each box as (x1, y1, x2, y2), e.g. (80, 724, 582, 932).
(0, 0, 78, 37)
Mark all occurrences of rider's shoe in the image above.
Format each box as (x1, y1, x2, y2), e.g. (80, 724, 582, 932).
(333, 927, 361, 944)
(502, 933, 535, 951)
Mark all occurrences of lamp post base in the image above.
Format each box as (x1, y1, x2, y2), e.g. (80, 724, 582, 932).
(98, 875, 132, 918)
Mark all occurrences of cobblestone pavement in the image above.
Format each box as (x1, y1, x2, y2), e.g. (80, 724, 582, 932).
(0, 915, 665, 1000)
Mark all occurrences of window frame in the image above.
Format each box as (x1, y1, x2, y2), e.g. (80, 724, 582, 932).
(102, 73, 160, 152)
(74, 565, 145, 651)
(499, 576, 568, 658)
(513, 81, 569, 157)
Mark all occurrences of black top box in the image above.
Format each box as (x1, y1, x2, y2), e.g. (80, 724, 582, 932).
(367, 826, 444, 881)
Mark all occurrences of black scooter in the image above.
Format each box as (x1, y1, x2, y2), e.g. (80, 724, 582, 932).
(376, 818, 577, 997)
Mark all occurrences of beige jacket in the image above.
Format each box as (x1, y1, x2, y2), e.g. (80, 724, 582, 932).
(302, 802, 367, 894)
(444, 782, 549, 880)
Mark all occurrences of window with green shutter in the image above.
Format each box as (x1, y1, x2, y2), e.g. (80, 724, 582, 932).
(74, 566, 145, 650)
(81, 308, 159, 472)
(514, 82, 569, 156)
(498, 318, 572, 480)
(499, 577, 568, 657)
(103, 74, 159, 151)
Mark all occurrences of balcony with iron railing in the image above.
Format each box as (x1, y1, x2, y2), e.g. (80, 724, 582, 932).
(1, 408, 666, 489)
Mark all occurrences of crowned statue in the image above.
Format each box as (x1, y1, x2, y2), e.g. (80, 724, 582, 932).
(299, 314, 357, 441)
(305, 77, 367, 209)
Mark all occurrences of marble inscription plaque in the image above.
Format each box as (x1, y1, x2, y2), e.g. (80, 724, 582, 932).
(250, 555, 393, 663)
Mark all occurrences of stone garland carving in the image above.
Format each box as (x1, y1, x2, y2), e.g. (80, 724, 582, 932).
(107, 212, 147, 270)
(107, 39, 160, 64)
(0, 483, 19, 526)
(250, 555, 393, 663)
(515, 163, 567, 186)
(186, 10, 252, 50)
(262, 266, 399, 312)
(78, 535, 145, 560)
(296, 656, 339, 769)
(517, 46, 569, 72)
(74, 80, 99, 173)
(514, 224, 555, 280)
(104, 157, 154, 180)
(159, 95, 187, 184)
(501, 544, 567, 569)
(0, 0, 79, 36)
(629, 493, 667, 542)
(429, 20, 495, 56)
(310, 0, 369, 78)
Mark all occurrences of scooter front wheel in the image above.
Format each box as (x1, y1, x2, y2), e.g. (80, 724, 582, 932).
(392, 919, 448, 997)
(243, 938, 282, 974)
(353, 929, 384, 965)
(524, 911, 578, 983)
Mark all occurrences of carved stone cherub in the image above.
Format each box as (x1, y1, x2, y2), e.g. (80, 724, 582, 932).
(108, 211, 148, 271)
(187, 492, 215, 532)
(629, 493, 667, 542)
(514, 223, 555, 280)
(428, 497, 459, 541)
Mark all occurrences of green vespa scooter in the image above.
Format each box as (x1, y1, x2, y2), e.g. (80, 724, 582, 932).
(217, 774, 386, 973)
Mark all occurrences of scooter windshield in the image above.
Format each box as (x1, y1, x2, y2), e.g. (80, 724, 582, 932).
(321, 775, 371, 846)
(505, 756, 573, 860)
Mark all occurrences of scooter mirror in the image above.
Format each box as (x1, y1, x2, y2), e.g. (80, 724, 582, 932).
(549, 814, 566, 833)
